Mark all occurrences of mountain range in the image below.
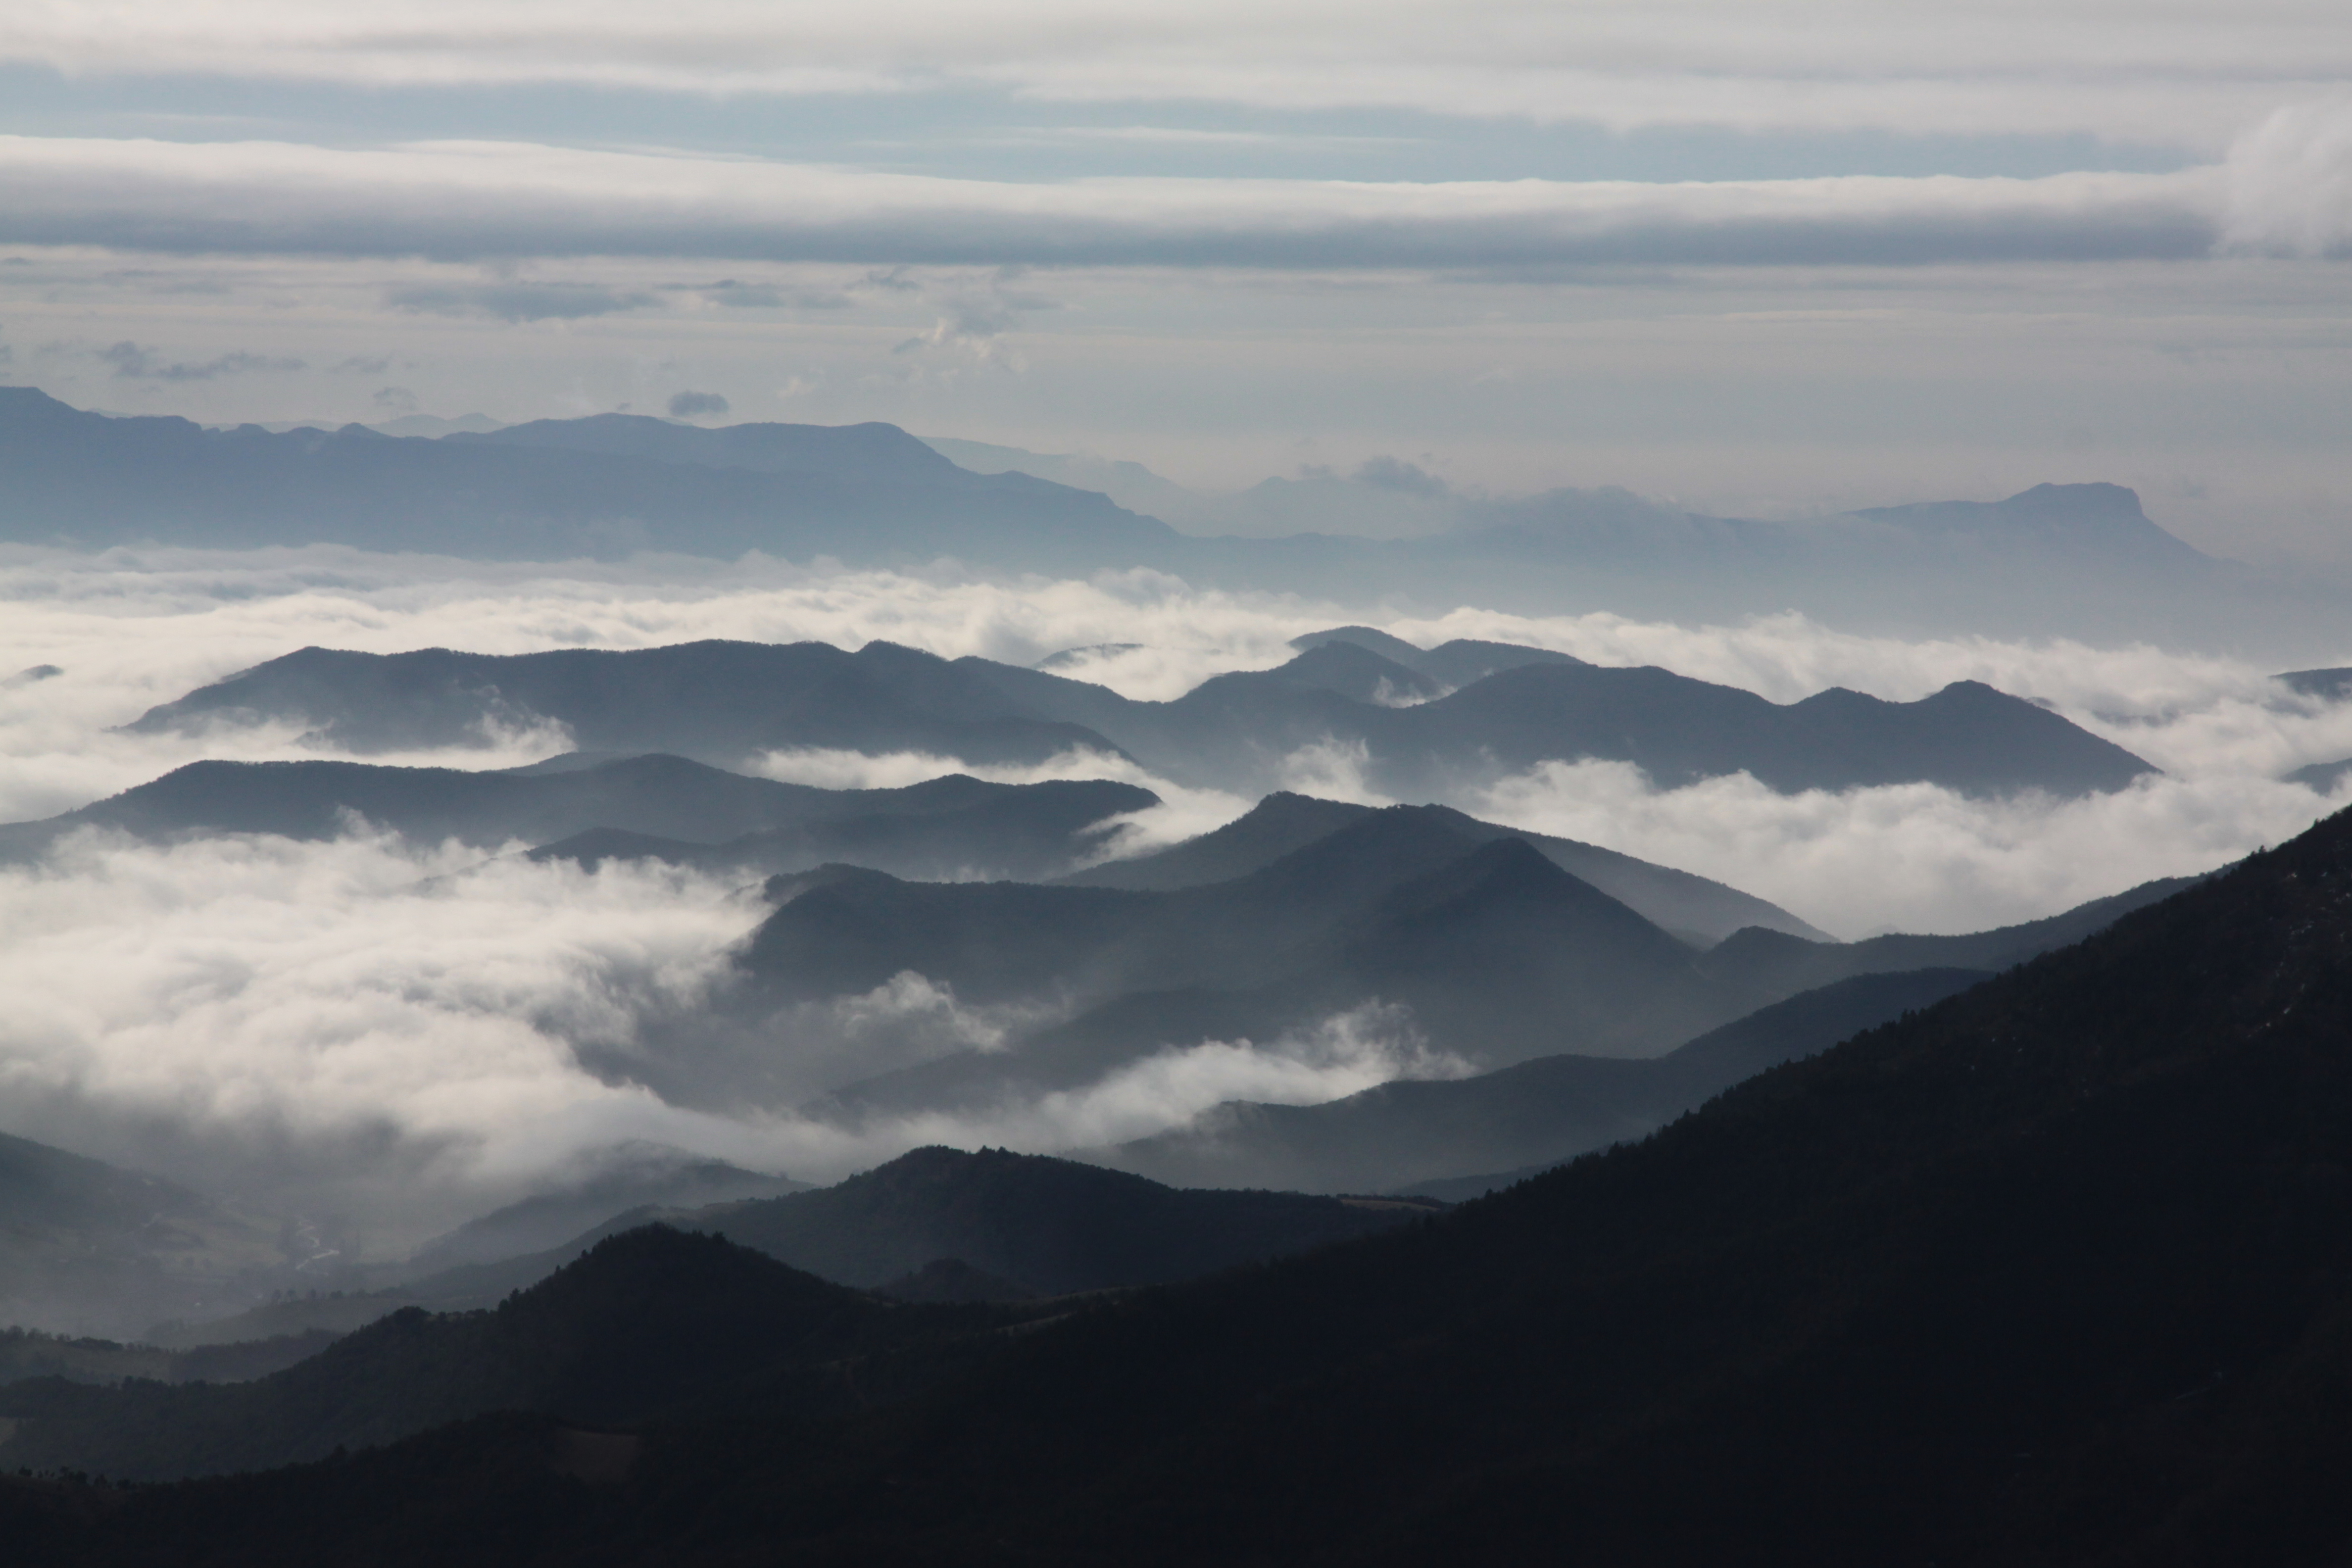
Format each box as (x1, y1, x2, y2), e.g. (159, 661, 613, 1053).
(0, 749, 1153, 882)
(0, 388, 1171, 569)
(5, 387, 2318, 646)
(120, 630, 2155, 799)
(767, 807, 2200, 1139)
(5, 800, 2350, 1562)
(0, 1131, 295, 1342)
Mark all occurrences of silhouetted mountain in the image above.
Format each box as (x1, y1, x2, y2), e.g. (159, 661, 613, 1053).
(1103, 967, 1989, 1192)
(1061, 791, 1829, 944)
(0, 1131, 292, 1341)
(4, 388, 2305, 646)
(0, 752, 1152, 882)
(455, 412, 966, 480)
(0, 388, 1174, 568)
(126, 635, 2152, 801)
(1287, 625, 1586, 687)
(2280, 666, 2352, 702)
(1697, 870, 2204, 999)
(1848, 481, 2214, 567)
(402, 1148, 803, 1274)
(1254, 639, 1446, 704)
(1091, 872, 2200, 1196)
(2288, 756, 2352, 793)
(22, 806, 2352, 1565)
(754, 810, 1753, 1085)
(684, 1147, 1421, 1296)
(121, 639, 1124, 768)
(0, 1226, 910, 1480)
(0, 1328, 341, 1391)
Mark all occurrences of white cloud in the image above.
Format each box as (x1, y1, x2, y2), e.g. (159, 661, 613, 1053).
(1471, 763, 2350, 938)
(829, 1001, 1470, 1156)
(751, 745, 1252, 863)
(0, 829, 766, 1245)
(0, 134, 2233, 267)
(0, 546, 2347, 1268)
(2222, 98, 2352, 257)
(1, 3, 2345, 146)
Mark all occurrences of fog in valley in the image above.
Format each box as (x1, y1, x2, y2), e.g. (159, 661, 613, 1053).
(4, 544, 2349, 1280)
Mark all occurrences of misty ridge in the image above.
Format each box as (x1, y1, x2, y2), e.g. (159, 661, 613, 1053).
(3, 384, 2343, 650)
(4, 392, 2352, 1566)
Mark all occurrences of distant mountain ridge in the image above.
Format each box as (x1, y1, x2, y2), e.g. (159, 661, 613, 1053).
(0, 387, 1172, 567)
(0, 751, 1154, 882)
(123, 633, 2155, 800)
(0, 387, 2279, 643)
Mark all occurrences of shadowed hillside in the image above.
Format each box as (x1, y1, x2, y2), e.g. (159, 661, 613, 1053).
(16, 803, 2352, 1562)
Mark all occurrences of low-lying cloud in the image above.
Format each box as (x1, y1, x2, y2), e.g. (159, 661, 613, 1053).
(0, 826, 1464, 1257)
(4, 543, 2351, 1261)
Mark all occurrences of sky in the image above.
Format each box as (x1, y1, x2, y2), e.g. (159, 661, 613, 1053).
(0, 1, 2348, 557)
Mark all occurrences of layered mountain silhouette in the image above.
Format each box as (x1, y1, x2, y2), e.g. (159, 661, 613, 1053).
(1102, 966, 1992, 1192)
(121, 639, 1126, 768)
(0, 388, 1173, 568)
(753, 810, 1750, 1078)
(656, 1145, 1423, 1295)
(126, 1148, 1427, 1352)
(4, 388, 2305, 645)
(1062, 790, 1826, 943)
(1083, 865, 2198, 1194)
(786, 814, 2195, 1131)
(0, 1132, 292, 1341)
(0, 1227, 901, 1481)
(13, 804, 2352, 1563)
(1693, 869, 2203, 999)
(126, 633, 2154, 798)
(400, 1147, 804, 1274)
(0, 1151, 1422, 1480)
(0, 752, 1152, 881)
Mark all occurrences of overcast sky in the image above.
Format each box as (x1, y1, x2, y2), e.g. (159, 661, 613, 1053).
(2, 2, 2348, 557)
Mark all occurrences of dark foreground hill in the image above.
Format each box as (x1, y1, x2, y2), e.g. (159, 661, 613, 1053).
(13, 803, 2352, 1563)
(144, 1149, 1429, 1350)
(128, 634, 2153, 799)
(0, 749, 1150, 882)
(665, 1145, 1424, 1295)
(0, 1228, 922, 1481)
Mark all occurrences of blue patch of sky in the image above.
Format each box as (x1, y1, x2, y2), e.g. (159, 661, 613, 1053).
(0, 65, 2195, 184)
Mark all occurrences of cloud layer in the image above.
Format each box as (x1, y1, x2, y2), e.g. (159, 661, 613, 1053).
(2, 2, 2343, 146)
(3, 546, 2350, 1250)
(0, 135, 2256, 267)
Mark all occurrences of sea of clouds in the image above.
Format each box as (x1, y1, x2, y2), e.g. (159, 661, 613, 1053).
(3, 542, 2348, 1249)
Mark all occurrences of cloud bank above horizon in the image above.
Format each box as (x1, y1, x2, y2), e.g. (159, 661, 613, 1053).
(0, 2, 2347, 551)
